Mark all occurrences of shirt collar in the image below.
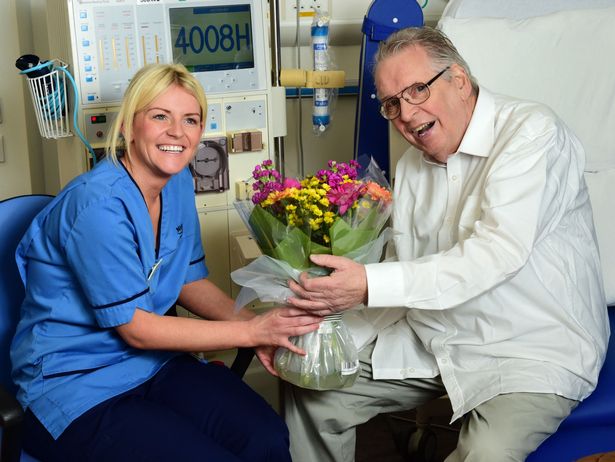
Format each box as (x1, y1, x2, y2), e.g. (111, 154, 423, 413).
(419, 86, 494, 167)
(456, 86, 495, 159)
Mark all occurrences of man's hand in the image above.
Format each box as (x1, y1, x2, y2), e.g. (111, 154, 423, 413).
(287, 254, 368, 316)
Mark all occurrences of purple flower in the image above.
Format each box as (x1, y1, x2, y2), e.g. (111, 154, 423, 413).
(316, 160, 360, 187)
(251, 160, 285, 204)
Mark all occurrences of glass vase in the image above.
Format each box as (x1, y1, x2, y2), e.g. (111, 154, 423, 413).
(274, 313, 360, 390)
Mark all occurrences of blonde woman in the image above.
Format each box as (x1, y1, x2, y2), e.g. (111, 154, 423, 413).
(11, 63, 320, 462)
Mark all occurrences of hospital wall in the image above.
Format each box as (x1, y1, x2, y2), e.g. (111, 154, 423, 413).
(0, 0, 83, 200)
(279, 0, 447, 179)
(0, 0, 446, 199)
(0, 1, 39, 200)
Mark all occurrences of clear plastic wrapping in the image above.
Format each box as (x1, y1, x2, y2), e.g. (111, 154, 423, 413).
(232, 158, 392, 390)
(274, 313, 360, 390)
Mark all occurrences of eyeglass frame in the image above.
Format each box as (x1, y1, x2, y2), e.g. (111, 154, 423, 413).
(378, 66, 451, 120)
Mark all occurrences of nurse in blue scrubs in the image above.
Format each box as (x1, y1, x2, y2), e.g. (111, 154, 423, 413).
(10, 63, 320, 462)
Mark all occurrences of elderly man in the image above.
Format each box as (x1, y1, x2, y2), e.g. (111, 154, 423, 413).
(285, 26, 609, 462)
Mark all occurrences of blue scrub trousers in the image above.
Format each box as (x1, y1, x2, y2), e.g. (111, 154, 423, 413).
(23, 355, 291, 462)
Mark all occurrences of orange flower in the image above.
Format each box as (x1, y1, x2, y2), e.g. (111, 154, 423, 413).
(365, 181, 392, 203)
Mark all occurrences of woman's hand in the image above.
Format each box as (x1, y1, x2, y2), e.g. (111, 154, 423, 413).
(248, 307, 321, 370)
(254, 345, 278, 376)
(287, 254, 368, 316)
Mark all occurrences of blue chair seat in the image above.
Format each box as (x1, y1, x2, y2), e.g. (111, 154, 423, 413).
(527, 307, 615, 461)
(0, 194, 53, 462)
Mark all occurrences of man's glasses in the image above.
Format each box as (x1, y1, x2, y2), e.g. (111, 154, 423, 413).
(379, 66, 450, 120)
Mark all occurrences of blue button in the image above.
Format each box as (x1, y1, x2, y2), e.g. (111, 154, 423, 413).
(80, 11, 87, 19)
(84, 55, 91, 62)
(85, 65, 92, 72)
(87, 95, 95, 101)
(85, 76, 93, 83)
(82, 40, 90, 47)
(210, 122, 218, 130)
(81, 25, 88, 31)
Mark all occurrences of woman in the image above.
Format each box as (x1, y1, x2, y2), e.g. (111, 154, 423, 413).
(10, 63, 320, 462)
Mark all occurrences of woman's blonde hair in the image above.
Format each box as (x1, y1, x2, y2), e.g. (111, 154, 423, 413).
(105, 63, 207, 163)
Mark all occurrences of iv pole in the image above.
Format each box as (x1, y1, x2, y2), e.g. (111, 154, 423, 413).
(269, 0, 287, 177)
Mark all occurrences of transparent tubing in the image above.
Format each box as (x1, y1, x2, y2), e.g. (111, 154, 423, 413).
(20, 60, 97, 163)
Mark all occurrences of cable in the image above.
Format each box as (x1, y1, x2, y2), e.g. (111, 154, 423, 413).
(420, 0, 429, 9)
(18, 58, 97, 165)
(58, 64, 97, 165)
(295, 0, 305, 177)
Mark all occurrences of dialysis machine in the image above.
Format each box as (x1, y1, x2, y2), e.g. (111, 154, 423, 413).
(53, 0, 277, 298)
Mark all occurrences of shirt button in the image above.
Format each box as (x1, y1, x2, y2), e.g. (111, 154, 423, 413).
(440, 358, 448, 364)
(451, 175, 458, 181)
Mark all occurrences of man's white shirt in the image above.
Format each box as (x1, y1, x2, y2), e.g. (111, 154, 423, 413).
(347, 87, 609, 422)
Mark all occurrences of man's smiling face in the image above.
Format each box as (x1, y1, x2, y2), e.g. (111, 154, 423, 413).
(375, 45, 474, 164)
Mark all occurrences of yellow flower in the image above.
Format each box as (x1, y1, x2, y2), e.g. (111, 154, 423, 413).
(309, 218, 321, 231)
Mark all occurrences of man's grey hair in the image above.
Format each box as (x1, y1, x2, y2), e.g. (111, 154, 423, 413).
(373, 26, 479, 94)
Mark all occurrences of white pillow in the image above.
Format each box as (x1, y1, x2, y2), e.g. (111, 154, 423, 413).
(439, 8, 615, 302)
(439, 6, 615, 171)
(442, 0, 615, 20)
(585, 170, 615, 304)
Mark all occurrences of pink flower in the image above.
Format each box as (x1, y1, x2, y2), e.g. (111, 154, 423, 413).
(283, 177, 301, 189)
(327, 182, 365, 215)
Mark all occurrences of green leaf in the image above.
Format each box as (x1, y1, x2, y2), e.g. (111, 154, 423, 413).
(248, 205, 286, 254)
(330, 207, 382, 255)
(248, 206, 330, 271)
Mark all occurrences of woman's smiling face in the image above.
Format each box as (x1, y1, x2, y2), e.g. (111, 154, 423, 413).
(375, 45, 475, 163)
(128, 83, 204, 182)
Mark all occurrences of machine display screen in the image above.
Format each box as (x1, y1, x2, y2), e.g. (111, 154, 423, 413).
(169, 5, 254, 73)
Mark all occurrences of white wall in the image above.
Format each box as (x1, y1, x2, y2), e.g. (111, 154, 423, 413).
(0, 0, 92, 201)
(278, 0, 449, 179)
(0, 0, 449, 201)
(280, 43, 361, 179)
(277, 0, 370, 177)
(0, 0, 40, 200)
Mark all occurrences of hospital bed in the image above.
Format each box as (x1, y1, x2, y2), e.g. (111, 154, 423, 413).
(433, 0, 615, 459)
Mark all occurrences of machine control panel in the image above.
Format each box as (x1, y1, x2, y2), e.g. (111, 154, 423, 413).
(68, 0, 269, 106)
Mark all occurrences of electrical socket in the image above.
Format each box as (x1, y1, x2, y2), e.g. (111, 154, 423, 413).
(235, 180, 252, 200)
(284, 0, 329, 20)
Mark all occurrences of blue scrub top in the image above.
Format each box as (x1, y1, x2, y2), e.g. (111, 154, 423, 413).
(10, 159, 208, 439)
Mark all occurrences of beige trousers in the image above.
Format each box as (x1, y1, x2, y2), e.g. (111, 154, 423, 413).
(284, 341, 576, 462)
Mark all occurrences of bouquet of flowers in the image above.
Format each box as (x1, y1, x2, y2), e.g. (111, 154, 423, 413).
(232, 158, 393, 390)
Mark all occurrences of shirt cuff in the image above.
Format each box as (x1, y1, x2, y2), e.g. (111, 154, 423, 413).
(93, 288, 152, 327)
(365, 261, 409, 307)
